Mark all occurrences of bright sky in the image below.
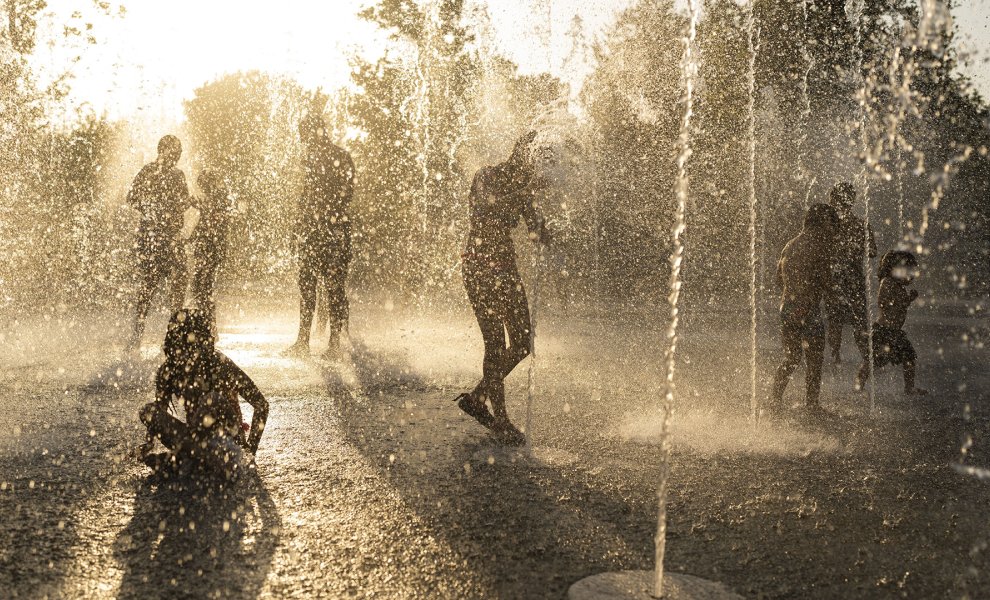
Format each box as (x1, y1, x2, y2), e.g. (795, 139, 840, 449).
(30, 0, 990, 125)
(953, 1, 990, 99)
(33, 0, 628, 125)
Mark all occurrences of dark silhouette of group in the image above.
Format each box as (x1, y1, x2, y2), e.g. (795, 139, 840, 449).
(769, 183, 927, 418)
(128, 96, 551, 470)
(127, 98, 928, 473)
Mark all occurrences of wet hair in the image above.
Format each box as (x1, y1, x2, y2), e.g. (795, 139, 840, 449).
(158, 309, 221, 415)
(503, 130, 538, 182)
(157, 135, 182, 157)
(804, 203, 839, 231)
(829, 181, 855, 209)
(299, 111, 326, 142)
(162, 308, 215, 362)
(878, 250, 918, 280)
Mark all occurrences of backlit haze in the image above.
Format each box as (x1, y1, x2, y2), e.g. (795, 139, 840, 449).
(32, 0, 633, 127)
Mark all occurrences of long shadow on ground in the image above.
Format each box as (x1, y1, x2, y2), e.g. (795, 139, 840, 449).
(322, 339, 990, 599)
(114, 470, 280, 599)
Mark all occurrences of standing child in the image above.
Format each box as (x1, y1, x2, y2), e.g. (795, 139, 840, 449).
(454, 131, 551, 445)
(125, 135, 191, 351)
(768, 203, 839, 415)
(191, 169, 233, 334)
(138, 309, 269, 477)
(855, 251, 928, 395)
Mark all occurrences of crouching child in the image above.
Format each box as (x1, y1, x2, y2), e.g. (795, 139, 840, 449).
(138, 309, 269, 478)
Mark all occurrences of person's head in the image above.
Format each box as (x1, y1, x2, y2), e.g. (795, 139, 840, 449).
(299, 111, 327, 146)
(157, 135, 182, 167)
(803, 202, 840, 236)
(878, 250, 919, 282)
(162, 308, 215, 365)
(828, 181, 856, 215)
(505, 130, 538, 180)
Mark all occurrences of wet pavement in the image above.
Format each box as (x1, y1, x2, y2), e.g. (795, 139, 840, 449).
(1, 301, 989, 598)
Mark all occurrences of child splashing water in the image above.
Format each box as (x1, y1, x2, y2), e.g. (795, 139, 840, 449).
(138, 309, 269, 478)
(855, 251, 928, 396)
(455, 131, 552, 445)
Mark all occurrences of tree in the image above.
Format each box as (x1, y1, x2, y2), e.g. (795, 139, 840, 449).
(184, 71, 308, 293)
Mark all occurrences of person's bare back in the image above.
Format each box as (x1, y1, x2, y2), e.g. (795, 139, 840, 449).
(777, 232, 832, 322)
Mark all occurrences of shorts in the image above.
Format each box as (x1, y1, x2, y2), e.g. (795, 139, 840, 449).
(300, 229, 351, 273)
(463, 256, 524, 322)
(136, 237, 184, 282)
(872, 324, 916, 366)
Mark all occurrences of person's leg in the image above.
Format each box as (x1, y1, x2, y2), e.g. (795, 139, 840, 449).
(166, 241, 188, 314)
(288, 242, 319, 353)
(191, 250, 213, 323)
(129, 249, 165, 350)
(201, 260, 220, 334)
(769, 319, 802, 409)
(469, 296, 508, 410)
(850, 287, 871, 362)
(898, 335, 926, 395)
(502, 271, 533, 381)
(804, 320, 826, 406)
(314, 278, 331, 335)
(322, 250, 349, 356)
(458, 262, 503, 428)
(826, 320, 843, 364)
(139, 402, 189, 452)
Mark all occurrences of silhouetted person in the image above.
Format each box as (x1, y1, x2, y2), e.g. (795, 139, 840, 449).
(139, 309, 268, 477)
(768, 203, 840, 415)
(126, 135, 190, 352)
(284, 108, 354, 359)
(824, 182, 876, 365)
(855, 251, 928, 395)
(190, 169, 233, 334)
(454, 131, 551, 445)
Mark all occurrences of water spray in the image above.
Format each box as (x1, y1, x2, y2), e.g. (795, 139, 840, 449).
(798, 0, 814, 208)
(846, 0, 877, 413)
(525, 237, 544, 453)
(654, 0, 698, 595)
(745, 1, 760, 425)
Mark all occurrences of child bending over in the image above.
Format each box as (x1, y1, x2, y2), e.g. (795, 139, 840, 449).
(138, 309, 269, 476)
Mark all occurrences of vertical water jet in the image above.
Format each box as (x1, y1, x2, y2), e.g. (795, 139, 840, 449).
(846, 0, 877, 413)
(654, 0, 697, 595)
(744, 1, 760, 424)
(798, 0, 814, 208)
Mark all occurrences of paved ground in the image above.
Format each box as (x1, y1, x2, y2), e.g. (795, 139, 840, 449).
(1, 298, 988, 598)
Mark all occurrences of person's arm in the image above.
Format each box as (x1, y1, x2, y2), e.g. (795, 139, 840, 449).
(176, 171, 191, 211)
(126, 168, 144, 209)
(227, 360, 268, 454)
(521, 181, 551, 245)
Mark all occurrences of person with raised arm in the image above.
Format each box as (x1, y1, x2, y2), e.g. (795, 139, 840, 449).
(454, 131, 551, 445)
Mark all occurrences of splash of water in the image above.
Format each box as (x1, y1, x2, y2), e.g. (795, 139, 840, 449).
(525, 242, 544, 451)
(408, 0, 438, 300)
(797, 0, 814, 207)
(655, 1, 698, 596)
(846, 0, 877, 413)
(911, 1, 969, 249)
(745, 2, 760, 425)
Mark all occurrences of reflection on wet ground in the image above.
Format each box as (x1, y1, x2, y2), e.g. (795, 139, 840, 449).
(0, 302, 988, 597)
